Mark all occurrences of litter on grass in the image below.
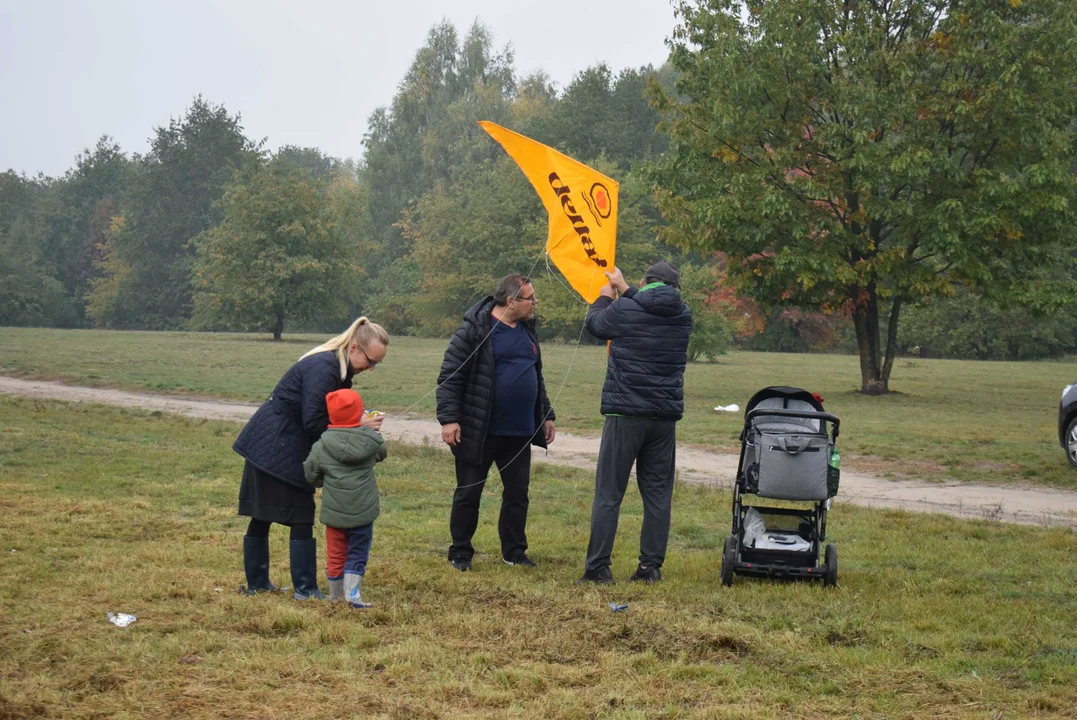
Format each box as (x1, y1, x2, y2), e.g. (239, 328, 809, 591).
(609, 602, 629, 613)
(106, 612, 136, 628)
(714, 404, 740, 413)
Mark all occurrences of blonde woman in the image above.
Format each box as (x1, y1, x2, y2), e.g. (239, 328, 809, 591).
(234, 318, 389, 599)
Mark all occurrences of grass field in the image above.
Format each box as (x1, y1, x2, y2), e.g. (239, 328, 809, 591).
(2, 327, 1076, 489)
(1, 395, 1076, 719)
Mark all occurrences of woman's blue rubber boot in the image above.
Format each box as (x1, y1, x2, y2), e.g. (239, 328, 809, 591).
(242, 535, 278, 594)
(289, 538, 327, 600)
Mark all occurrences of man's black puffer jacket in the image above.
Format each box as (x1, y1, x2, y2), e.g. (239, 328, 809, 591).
(233, 351, 354, 490)
(436, 297, 555, 466)
(585, 284, 693, 420)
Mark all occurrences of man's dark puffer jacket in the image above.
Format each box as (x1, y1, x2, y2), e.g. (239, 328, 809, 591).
(585, 283, 693, 420)
(436, 297, 555, 466)
(233, 351, 354, 490)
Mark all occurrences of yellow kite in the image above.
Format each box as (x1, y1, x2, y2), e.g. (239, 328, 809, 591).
(479, 121, 618, 303)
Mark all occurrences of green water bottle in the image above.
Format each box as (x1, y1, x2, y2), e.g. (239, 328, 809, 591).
(827, 448, 840, 496)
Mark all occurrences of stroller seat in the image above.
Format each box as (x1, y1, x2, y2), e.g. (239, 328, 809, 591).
(742, 393, 832, 501)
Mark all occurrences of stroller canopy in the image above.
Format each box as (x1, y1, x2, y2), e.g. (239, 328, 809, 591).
(745, 386, 825, 434)
(745, 386, 824, 414)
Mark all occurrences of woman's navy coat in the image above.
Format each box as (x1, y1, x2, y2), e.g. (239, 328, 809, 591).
(234, 351, 354, 490)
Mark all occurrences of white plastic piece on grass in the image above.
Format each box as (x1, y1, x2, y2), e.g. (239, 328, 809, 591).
(714, 404, 740, 413)
(106, 612, 136, 628)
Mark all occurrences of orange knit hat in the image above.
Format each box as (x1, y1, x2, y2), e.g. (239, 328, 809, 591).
(326, 389, 364, 429)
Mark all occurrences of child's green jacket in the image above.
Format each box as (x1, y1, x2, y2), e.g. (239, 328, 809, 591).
(303, 426, 387, 528)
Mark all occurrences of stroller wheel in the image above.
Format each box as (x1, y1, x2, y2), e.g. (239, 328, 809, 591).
(823, 543, 838, 588)
(720, 535, 736, 587)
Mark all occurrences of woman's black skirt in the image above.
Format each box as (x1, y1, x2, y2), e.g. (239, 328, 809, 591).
(238, 461, 315, 526)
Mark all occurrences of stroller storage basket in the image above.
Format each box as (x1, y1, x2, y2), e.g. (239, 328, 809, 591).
(741, 506, 817, 567)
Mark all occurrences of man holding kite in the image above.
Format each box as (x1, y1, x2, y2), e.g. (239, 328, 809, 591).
(476, 121, 691, 583)
(578, 262, 693, 584)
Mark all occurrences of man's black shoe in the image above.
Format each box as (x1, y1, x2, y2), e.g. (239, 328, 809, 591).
(628, 564, 662, 583)
(449, 556, 472, 572)
(503, 553, 536, 567)
(576, 566, 615, 585)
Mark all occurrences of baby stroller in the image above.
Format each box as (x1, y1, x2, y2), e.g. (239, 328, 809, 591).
(720, 387, 841, 587)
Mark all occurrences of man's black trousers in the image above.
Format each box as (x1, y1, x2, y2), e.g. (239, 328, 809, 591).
(449, 434, 532, 562)
(584, 415, 677, 573)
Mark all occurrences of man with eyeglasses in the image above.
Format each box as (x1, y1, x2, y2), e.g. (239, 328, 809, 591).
(578, 261, 693, 585)
(437, 273, 556, 572)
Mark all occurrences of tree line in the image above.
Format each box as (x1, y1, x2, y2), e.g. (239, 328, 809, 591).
(3, 2, 1076, 393)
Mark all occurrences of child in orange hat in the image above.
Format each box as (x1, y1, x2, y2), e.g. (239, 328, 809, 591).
(303, 388, 387, 608)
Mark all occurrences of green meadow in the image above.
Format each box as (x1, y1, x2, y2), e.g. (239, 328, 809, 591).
(1, 395, 1075, 719)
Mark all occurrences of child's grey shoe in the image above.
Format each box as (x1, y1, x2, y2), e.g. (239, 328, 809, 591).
(344, 573, 372, 609)
(328, 577, 344, 602)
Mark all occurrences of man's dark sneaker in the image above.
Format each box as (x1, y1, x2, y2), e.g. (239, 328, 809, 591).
(576, 566, 615, 585)
(503, 553, 536, 568)
(449, 556, 472, 572)
(628, 564, 662, 583)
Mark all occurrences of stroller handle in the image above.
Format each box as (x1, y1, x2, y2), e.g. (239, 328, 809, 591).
(744, 408, 840, 438)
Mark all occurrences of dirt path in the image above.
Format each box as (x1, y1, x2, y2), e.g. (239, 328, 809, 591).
(3, 375, 1076, 530)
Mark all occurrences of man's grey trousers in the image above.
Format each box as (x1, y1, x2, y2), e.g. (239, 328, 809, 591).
(584, 415, 677, 573)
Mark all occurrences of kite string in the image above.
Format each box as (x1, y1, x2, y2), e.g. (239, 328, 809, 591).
(385, 247, 601, 498)
(448, 316, 589, 493)
(397, 251, 547, 417)
(544, 252, 593, 305)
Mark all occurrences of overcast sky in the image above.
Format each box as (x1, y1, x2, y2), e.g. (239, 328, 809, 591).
(0, 0, 679, 178)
